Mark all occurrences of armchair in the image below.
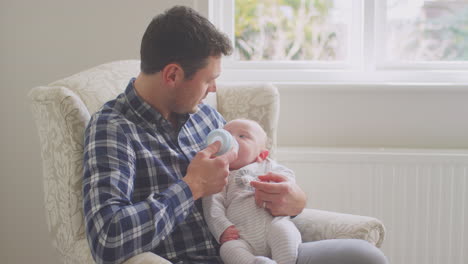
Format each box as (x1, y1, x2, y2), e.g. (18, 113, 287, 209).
(29, 60, 385, 264)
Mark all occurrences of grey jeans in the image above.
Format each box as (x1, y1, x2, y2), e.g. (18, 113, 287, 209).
(297, 239, 389, 264)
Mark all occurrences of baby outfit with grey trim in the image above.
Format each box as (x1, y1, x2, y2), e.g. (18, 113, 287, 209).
(203, 159, 302, 264)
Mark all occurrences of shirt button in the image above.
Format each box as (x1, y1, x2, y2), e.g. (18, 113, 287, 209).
(183, 211, 188, 216)
(162, 236, 166, 240)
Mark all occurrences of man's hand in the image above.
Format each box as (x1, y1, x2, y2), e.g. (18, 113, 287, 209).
(183, 141, 237, 200)
(220, 225, 240, 244)
(250, 173, 306, 216)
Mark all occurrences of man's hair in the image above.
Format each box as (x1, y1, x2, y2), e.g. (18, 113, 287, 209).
(140, 6, 232, 79)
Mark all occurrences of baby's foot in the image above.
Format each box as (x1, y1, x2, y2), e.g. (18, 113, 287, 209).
(252, 256, 277, 264)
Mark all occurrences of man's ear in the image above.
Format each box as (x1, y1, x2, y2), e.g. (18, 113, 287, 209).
(256, 150, 269, 162)
(161, 63, 183, 87)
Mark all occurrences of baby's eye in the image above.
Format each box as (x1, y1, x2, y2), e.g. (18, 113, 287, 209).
(239, 135, 245, 138)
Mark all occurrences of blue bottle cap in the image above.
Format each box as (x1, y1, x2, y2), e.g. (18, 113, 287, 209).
(206, 129, 239, 156)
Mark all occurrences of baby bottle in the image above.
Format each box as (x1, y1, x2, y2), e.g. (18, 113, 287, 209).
(206, 129, 239, 156)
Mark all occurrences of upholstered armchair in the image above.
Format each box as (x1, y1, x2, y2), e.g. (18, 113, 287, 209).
(29, 60, 385, 264)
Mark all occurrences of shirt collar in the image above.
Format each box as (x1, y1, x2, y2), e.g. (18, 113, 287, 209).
(124, 78, 190, 131)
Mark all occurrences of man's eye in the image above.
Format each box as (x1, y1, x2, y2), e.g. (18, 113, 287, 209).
(239, 135, 245, 138)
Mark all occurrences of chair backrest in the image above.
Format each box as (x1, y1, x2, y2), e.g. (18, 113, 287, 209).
(29, 60, 279, 263)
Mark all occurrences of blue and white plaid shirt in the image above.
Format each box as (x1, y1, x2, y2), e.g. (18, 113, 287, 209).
(83, 78, 225, 264)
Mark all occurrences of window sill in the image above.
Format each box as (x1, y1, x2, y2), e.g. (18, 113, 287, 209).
(218, 68, 468, 85)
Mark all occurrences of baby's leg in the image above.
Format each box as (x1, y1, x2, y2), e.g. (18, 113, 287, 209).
(221, 239, 277, 264)
(267, 219, 302, 264)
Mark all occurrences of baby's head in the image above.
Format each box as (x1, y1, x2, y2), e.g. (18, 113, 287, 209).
(224, 119, 269, 170)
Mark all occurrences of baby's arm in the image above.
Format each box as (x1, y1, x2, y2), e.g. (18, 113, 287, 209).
(202, 187, 236, 243)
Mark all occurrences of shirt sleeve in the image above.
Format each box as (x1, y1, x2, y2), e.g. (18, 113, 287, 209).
(82, 117, 194, 264)
(202, 186, 233, 243)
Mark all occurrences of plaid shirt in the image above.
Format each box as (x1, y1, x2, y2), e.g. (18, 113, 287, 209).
(83, 78, 225, 264)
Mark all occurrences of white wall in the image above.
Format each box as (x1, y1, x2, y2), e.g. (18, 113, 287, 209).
(276, 84, 468, 148)
(1, 0, 468, 263)
(0, 1, 194, 263)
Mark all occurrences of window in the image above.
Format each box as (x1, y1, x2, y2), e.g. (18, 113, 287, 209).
(208, 0, 468, 83)
(383, 0, 468, 63)
(234, 0, 352, 62)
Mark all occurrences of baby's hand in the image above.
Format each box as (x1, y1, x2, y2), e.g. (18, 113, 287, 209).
(220, 225, 240, 244)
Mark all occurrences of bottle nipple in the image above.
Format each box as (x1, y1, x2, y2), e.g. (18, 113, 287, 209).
(206, 129, 239, 156)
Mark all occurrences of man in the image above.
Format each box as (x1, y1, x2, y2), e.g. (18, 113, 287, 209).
(83, 6, 387, 264)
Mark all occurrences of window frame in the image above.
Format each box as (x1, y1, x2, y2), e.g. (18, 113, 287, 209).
(204, 0, 468, 84)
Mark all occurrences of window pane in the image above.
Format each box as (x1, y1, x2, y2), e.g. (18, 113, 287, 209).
(386, 0, 468, 62)
(234, 0, 352, 61)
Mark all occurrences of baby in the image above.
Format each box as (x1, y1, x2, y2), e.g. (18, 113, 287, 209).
(203, 119, 301, 264)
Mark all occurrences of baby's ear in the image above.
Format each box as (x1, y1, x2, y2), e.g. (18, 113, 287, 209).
(256, 150, 269, 162)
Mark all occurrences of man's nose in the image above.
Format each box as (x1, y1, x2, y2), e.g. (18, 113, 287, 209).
(208, 81, 217, 93)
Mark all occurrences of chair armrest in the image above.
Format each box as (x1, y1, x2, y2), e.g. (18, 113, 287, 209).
(122, 252, 172, 264)
(291, 208, 386, 248)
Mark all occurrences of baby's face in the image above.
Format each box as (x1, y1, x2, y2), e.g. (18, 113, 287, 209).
(224, 119, 267, 170)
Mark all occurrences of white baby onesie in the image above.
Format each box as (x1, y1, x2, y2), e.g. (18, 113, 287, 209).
(203, 159, 302, 264)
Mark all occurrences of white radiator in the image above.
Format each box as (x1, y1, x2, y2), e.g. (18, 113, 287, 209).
(276, 147, 468, 264)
